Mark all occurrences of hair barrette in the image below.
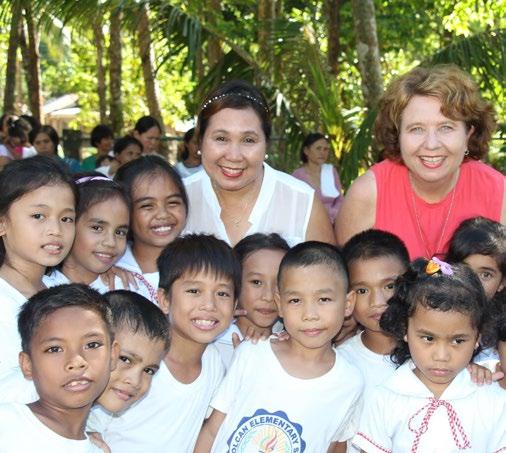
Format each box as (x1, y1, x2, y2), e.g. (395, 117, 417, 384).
(425, 257, 453, 276)
(75, 176, 112, 185)
(200, 92, 269, 113)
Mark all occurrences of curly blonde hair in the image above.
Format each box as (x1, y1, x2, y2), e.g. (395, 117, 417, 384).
(374, 65, 497, 161)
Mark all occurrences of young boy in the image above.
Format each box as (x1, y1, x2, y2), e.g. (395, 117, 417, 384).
(90, 290, 169, 416)
(195, 241, 363, 453)
(97, 234, 240, 452)
(0, 284, 116, 452)
(0, 290, 168, 411)
(338, 229, 409, 385)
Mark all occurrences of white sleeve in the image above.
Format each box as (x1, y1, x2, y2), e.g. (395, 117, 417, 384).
(210, 342, 251, 414)
(488, 390, 506, 452)
(0, 145, 11, 157)
(332, 394, 364, 442)
(0, 367, 38, 404)
(351, 388, 393, 453)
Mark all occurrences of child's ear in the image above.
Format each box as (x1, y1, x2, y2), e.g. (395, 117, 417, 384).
(343, 290, 356, 318)
(110, 340, 120, 372)
(0, 215, 7, 237)
(475, 334, 481, 350)
(274, 290, 283, 317)
(157, 288, 170, 315)
(19, 352, 33, 380)
(498, 277, 505, 294)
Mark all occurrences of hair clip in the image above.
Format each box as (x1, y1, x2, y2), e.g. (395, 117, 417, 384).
(200, 92, 269, 113)
(75, 176, 112, 185)
(426, 257, 453, 276)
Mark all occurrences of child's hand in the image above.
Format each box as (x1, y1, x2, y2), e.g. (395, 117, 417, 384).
(466, 362, 504, 385)
(100, 266, 138, 291)
(88, 432, 111, 453)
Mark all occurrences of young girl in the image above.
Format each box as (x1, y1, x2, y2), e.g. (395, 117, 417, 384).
(113, 155, 188, 303)
(43, 175, 130, 292)
(446, 216, 505, 301)
(214, 233, 290, 367)
(353, 258, 506, 452)
(0, 156, 76, 378)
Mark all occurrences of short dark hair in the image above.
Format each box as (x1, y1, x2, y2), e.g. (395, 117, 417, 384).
(18, 284, 113, 353)
(114, 155, 188, 215)
(29, 125, 59, 151)
(91, 125, 113, 148)
(278, 241, 348, 288)
(0, 156, 76, 266)
(113, 135, 143, 156)
(74, 173, 130, 220)
(134, 115, 161, 134)
(342, 229, 410, 269)
(495, 298, 506, 343)
(234, 233, 290, 266)
(446, 217, 506, 276)
(380, 259, 487, 366)
(157, 234, 242, 300)
(300, 132, 327, 163)
(196, 80, 271, 143)
(104, 290, 170, 351)
(7, 117, 31, 143)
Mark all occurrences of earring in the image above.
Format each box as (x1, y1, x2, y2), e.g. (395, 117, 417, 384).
(403, 335, 408, 342)
(197, 150, 202, 156)
(264, 154, 268, 160)
(464, 149, 469, 156)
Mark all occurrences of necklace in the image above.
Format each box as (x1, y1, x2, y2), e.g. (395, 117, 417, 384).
(214, 185, 259, 229)
(410, 176, 457, 259)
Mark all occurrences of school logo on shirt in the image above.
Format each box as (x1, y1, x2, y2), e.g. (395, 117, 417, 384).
(227, 408, 306, 453)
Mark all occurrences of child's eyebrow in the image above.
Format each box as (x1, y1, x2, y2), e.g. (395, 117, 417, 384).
(351, 276, 398, 287)
(87, 218, 108, 225)
(41, 331, 106, 343)
(121, 349, 142, 361)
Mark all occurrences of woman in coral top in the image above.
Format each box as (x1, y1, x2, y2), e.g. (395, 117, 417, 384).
(335, 65, 505, 260)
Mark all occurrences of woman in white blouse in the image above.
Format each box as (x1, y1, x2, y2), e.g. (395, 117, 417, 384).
(183, 80, 335, 246)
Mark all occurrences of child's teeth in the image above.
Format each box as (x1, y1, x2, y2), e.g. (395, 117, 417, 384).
(194, 319, 215, 326)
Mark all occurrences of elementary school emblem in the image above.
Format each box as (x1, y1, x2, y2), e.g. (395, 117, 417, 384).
(226, 408, 306, 453)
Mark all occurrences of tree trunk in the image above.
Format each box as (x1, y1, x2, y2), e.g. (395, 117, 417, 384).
(108, 9, 123, 135)
(3, 2, 22, 114)
(326, 0, 342, 76)
(207, 0, 223, 67)
(92, 18, 107, 124)
(137, 4, 165, 136)
(258, 0, 276, 80)
(351, 0, 383, 111)
(19, 6, 42, 123)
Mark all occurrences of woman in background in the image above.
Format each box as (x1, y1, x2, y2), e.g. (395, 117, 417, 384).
(292, 132, 343, 224)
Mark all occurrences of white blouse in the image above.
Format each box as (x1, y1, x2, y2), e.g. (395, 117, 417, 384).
(183, 163, 314, 246)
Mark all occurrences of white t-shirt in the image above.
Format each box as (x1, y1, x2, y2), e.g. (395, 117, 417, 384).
(0, 366, 37, 404)
(43, 269, 117, 294)
(0, 278, 27, 379)
(97, 344, 225, 453)
(352, 361, 506, 453)
(210, 339, 364, 452)
(337, 332, 396, 388)
(0, 402, 102, 452)
(213, 322, 243, 369)
(337, 332, 398, 453)
(174, 161, 203, 178)
(0, 144, 37, 160)
(116, 245, 159, 304)
(183, 163, 314, 246)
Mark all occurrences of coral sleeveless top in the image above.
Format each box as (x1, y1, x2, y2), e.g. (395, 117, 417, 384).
(372, 159, 504, 260)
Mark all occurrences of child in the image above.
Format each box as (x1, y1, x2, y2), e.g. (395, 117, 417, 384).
(82, 125, 114, 171)
(339, 230, 409, 385)
(0, 156, 76, 378)
(97, 234, 239, 452)
(196, 241, 363, 452)
(0, 290, 169, 408)
(44, 175, 130, 292)
(214, 232, 290, 367)
(96, 135, 142, 178)
(113, 155, 188, 304)
(353, 258, 506, 452)
(0, 284, 116, 452)
(446, 216, 505, 301)
(88, 290, 169, 429)
(447, 216, 505, 368)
